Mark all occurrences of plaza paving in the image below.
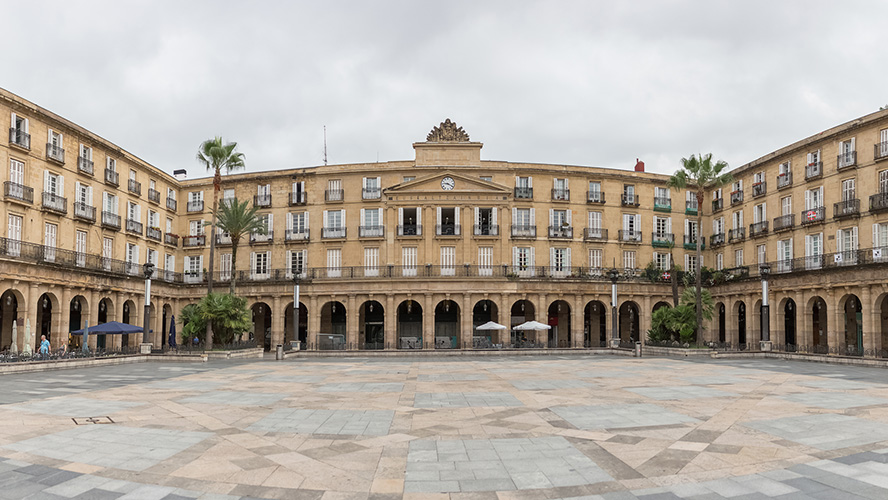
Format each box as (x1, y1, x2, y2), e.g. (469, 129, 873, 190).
(0, 356, 887, 499)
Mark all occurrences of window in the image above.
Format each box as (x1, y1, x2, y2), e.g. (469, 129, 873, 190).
(146, 248, 158, 277)
(480, 176, 492, 182)
(323, 209, 346, 238)
(106, 157, 117, 172)
(166, 217, 173, 233)
(128, 202, 140, 222)
(588, 181, 602, 202)
(807, 149, 821, 165)
(779, 161, 791, 176)
(189, 220, 204, 236)
(441, 246, 455, 276)
(838, 138, 856, 168)
(147, 209, 158, 229)
(686, 190, 698, 211)
(514, 247, 534, 276)
(587, 211, 603, 238)
(129, 169, 136, 182)
(622, 213, 640, 240)
(185, 255, 203, 282)
(364, 247, 379, 276)
(327, 179, 342, 201)
(805, 187, 823, 220)
(403, 176, 415, 183)
(781, 196, 792, 215)
(515, 208, 532, 226)
(75, 230, 87, 267)
(713, 216, 725, 235)
(165, 253, 175, 275)
(47, 130, 63, 160)
(478, 247, 493, 276)
(837, 227, 858, 265)
(686, 254, 699, 272)
(551, 247, 570, 275)
(222, 188, 235, 204)
(685, 219, 698, 245)
(841, 179, 855, 201)
(623, 184, 636, 204)
(553, 178, 569, 200)
(735, 249, 743, 267)
(102, 237, 113, 270)
(881, 170, 888, 194)
(363, 177, 381, 199)
(874, 223, 888, 262)
(654, 216, 670, 236)
(754, 171, 764, 184)
(551, 209, 569, 226)
(167, 187, 176, 200)
(44, 223, 58, 262)
(402, 247, 417, 276)
(716, 253, 723, 270)
(288, 211, 308, 237)
(732, 210, 743, 229)
(757, 244, 766, 264)
(515, 176, 532, 198)
(10, 112, 29, 147)
(712, 188, 722, 200)
(288, 249, 306, 278)
(75, 181, 91, 205)
(44, 171, 63, 196)
(623, 250, 636, 270)
(778, 239, 793, 272)
(362, 208, 381, 227)
(79, 144, 92, 160)
(9, 159, 24, 189)
(589, 248, 602, 270)
(654, 252, 670, 271)
(126, 243, 139, 275)
(753, 203, 766, 223)
(219, 254, 231, 281)
(326, 248, 342, 278)
(474, 207, 497, 235)
(805, 233, 823, 269)
(256, 184, 270, 205)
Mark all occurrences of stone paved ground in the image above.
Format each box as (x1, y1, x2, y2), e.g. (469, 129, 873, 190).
(0, 355, 887, 499)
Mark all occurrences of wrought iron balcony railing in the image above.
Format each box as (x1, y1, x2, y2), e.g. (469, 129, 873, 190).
(215, 234, 232, 245)
(586, 191, 604, 203)
(514, 187, 533, 199)
(583, 228, 607, 241)
(104, 168, 119, 186)
(511, 225, 536, 238)
(397, 224, 422, 236)
(125, 219, 143, 235)
(777, 172, 792, 189)
(186, 200, 204, 212)
(359, 225, 384, 238)
(685, 200, 698, 214)
(653, 197, 671, 212)
(837, 151, 857, 170)
(322, 227, 346, 239)
(730, 190, 743, 205)
(710, 233, 725, 247)
(183, 235, 206, 247)
(728, 228, 745, 242)
(362, 188, 381, 200)
(285, 229, 310, 241)
(146, 227, 162, 241)
(618, 230, 642, 243)
(652, 232, 674, 247)
(548, 225, 573, 238)
(749, 221, 768, 238)
(250, 231, 273, 243)
(128, 179, 141, 195)
(254, 194, 272, 207)
(551, 189, 570, 201)
(683, 234, 704, 250)
(773, 214, 794, 231)
(77, 156, 94, 175)
(870, 192, 888, 213)
(8, 128, 30, 149)
(834, 199, 860, 219)
(148, 188, 160, 203)
(46, 143, 64, 163)
(325, 189, 344, 202)
(805, 162, 822, 180)
(73, 202, 96, 222)
(875, 142, 888, 161)
(289, 191, 306, 205)
(712, 198, 723, 212)
(101, 211, 121, 230)
(473, 224, 498, 236)
(41, 192, 67, 214)
(164, 233, 179, 246)
(436, 224, 461, 236)
(621, 194, 640, 207)
(752, 182, 766, 197)
(3, 182, 33, 204)
(166, 198, 177, 211)
(801, 206, 825, 225)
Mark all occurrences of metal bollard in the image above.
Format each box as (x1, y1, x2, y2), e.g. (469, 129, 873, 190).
(635, 341, 642, 358)
(275, 344, 284, 360)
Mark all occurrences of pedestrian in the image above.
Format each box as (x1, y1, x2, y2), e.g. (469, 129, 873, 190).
(39, 335, 50, 359)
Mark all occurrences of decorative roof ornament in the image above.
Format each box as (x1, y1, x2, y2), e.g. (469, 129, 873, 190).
(426, 119, 470, 142)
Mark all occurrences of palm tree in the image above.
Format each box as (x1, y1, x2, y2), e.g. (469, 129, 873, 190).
(196, 137, 245, 349)
(213, 198, 266, 295)
(668, 153, 732, 344)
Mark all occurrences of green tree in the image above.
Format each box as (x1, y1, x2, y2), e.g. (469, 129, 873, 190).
(647, 288, 714, 345)
(179, 293, 251, 346)
(668, 154, 732, 343)
(196, 137, 246, 349)
(212, 198, 266, 295)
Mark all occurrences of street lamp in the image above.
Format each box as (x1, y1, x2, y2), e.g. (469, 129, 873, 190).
(142, 262, 155, 351)
(606, 268, 620, 348)
(759, 263, 771, 351)
(292, 271, 301, 350)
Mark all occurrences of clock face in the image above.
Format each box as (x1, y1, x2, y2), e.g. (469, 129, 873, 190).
(441, 177, 455, 190)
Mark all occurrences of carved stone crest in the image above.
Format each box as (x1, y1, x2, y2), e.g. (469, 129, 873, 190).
(426, 119, 470, 142)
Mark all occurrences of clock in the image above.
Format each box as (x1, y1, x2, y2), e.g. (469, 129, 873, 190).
(441, 177, 455, 190)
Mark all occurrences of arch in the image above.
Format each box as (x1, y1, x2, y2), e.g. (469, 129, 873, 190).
(161, 303, 173, 347)
(121, 299, 136, 348)
(283, 301, 308, 345)
(717, 302, 726, 343)
(359, 300, 385, 350)
(397, 299, 422, 349)
(548, 300, 571, 348)
(752, 298, 762, 347)
(319, 301, 346, 350)
(472, 299, 500, 348)
(510, 299, 536, 346)
(780, 297, 797, 348)
(809, 296, 828, 351)
(36, 292, 59, 352)
(879, 293, 888, 356)
(619, 301, 640, 342)
(251, 302, 272, 350)
(434, 300, 460, 349)
(68, 295, 90, 349)
(584, 300, 607, 347)
(0, 289, 23, 352)
(840, 294, 862, 355)
(652, 301, 671, 314)
(732, 300, 746, 347)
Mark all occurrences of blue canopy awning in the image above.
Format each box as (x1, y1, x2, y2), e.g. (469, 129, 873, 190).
(70, 321, 143, 335)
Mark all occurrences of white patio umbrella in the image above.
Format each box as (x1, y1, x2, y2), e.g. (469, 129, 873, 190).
(10, 320, 17, 355)
(513, 320, 552, 331)
(22, 318, 32, 356)
(475, 321, 507, 330)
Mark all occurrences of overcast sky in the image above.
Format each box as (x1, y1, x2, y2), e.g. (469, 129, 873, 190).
(4, 1, 886, 179)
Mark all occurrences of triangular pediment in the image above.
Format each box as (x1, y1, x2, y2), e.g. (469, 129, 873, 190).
(384, 172, 511, 201)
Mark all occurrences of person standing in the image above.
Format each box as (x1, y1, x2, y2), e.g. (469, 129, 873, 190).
(39, 335, 50, 359)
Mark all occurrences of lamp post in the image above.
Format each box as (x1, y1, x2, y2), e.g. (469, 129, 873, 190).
(759, 263, 772, 351)
(606, 268, 620, 348)
(292, 272, 300, 350)
(141, 262, 155, 353)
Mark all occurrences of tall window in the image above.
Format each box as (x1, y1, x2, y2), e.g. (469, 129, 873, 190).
(75, 230, 87, 267)
(102, 237, 113, 271)
(805, 233, 823, 269)
(623, 250, 636, 270)
(874, 223, 888, 262)
(44, 223, 58, 262)
(588, 181, 601, 202)
(757, 244, 766, 264)
(837, 227, 858, 265)
(778, 239, 793, 272)
(326, 248, 342, 278)
(753, 203, 765, 223)
(478, 247, 493, 276)
(841, 179, 855, 201)
(654, 216, 670, 236)
(364, 247, 379, 276)
(654, 252, 670, 271)
(515, 208, 532, 226)
(327, 179, 342, 201)
(589, 248, 602, 271)
(402, 247, 417, 276)
(735, 249, 743, 267)
(551, 247, 570, 275)
(716, 253, 723, 270)
(440, 246, 455, 276)
(514, 247, 534, 276)
(781, 196, 792, 215)
(288, 249, 306, 277)
(220, 253, 232, 280)
(9, 159, 24, 188)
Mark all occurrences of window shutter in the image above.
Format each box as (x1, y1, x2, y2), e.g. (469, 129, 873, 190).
(875, 223, 880, 248)
(666, 217, 671, 234)
(398, 208, 403, 225)
(375, 176, 380, 188)
(511, 208, 516, 225)
(323, 210, 328, 228)
(564, 178, 569, 190)
(762, 203, 766, 220)
(566, 209, 572, 226)
(474, 207, 479, 224)
(852, 226, 858, 249)
(805, 190, 811, 210)
(634, 214, 640, 232)
(417, 207, 422, 227)
(550, 247, 555, 268)
(286, 213, 293, 231)
(566, 248, 571, 268)
(286, 250, 292, 274)
(549, 209, 554, 226)
(250, 252, 256, 277)
(530, 208, 535, 226)
(512, 246, 518, 266)
(454, 207, 460, 226)
(850, 137, 856, 151)
(75, 181, 81, 202)
(360, 208, 365, 225)
(43, 171, 50, 192)
(529, 247, 535, 267)
(267, 214, 273, 233)
(87, 186, 93, 205)
(492, 207, 497, 225)
(303, 212, 309, 230)
(437, 207, 442, 225)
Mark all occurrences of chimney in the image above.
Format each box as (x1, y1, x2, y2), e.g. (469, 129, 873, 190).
(173, 169, 187, 181)
(634, 158, 645, 172)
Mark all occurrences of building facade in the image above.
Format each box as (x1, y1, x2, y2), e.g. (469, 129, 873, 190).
(2, 87, 887, 355)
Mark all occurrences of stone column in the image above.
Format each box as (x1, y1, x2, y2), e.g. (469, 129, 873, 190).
(385, 294, 396, 349)
(727, 296, 739, 347)
(347, 294, 357, 350)
(538, 293, 547, 345)
(461, 293, 472, 349)
(768, 290, 779, 346)
(827, 287, 839, 352)
(797, 290, 811, 350)
(747, 294, 760, 347)
(423, 293, 434, 349)
(309, 295, 319, 349)
(862, 285, 875, 354)
(16, 282, 32, 353)
(641, 294, 652, 343)
(271, 295, 283, 348)
(572, 294, 583, 348)
(59, 288, 71, 350)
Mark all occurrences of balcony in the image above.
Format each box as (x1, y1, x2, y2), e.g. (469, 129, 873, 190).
(9, 128, 30, 149)
(397, 224, 422, 236)
(186, 200, 204, 212)
(685, 200, 698, 215)
(548, 225, 573, 239)
(837, 151, 857, 170)
(46, 143, 64, 164)
(551, 189, 570, 201)
(77, 156, 94, 175)
(216, 234, 232, 246)
(325, 189, 344, 202)
(875, 142, 888, 162)
(128, 179, 141, 196)
(359, 225, 384, 238)
(801, 206, 825, 225)
(41, 192, 67, 214)
(777, 172, 792, 189)
(164, 233, 179, 246)
(148, 188, 160, 203)
(730, 190, 743, 205)
(805, 162, 822, 180)
(104, 168, 119, 186)
(285, 229, 310, 241)
(586, 191, 604, 204)
(183, 235, 206, 247)
(511, 225, 536, 238)
(712, 198, 723, 212)
(4, 182, 33, 204)
(289, 191, 306, 205)
(870, 192, 888, 213)
(166, 197, 177, 211)
(254, 194, 272, 207)
(101, 211, 121, 230)
(362, 187, 381, 200)
(683, 234, 704, 250)
(728, 228, 745, 243)
(710, 233, 725, 248)
(436, 224, 460, 236)
(146, 227, 162, 241)
(773, 214, 794, 232)
(73, 202, 96, 222)
(583, 228, 607, 241)
(322, 227, 346, 239)
(653, 197, 671, 212)
(473, 224, 498, 236)
(752, 182, 766, 198)
(651, 232, 674, 247)
(621, 193, 640, 207)
(250, 231, 273, 244)
(514, 187, 533, 199)
(749, 221, 768, 238)
(125, 219, 143, 235)
(618, 230, 642, 243)
(834, 199, 860, 219)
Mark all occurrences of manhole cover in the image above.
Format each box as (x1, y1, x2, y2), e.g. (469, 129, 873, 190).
(72, 416, 115, 425)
